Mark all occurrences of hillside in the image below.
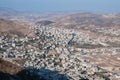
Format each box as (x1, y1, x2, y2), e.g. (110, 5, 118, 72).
(48, 12, 120, 37)
(0, 59, 23, 74)
(0, 11, 120, 80)
(0, 7, 81, 22)
(51, 12, 120, 28)
(0, 18, 32, 36)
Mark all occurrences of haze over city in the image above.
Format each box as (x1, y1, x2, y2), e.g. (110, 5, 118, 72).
(0, 0, 120, 13)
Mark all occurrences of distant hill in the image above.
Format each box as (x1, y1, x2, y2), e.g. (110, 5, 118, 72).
(0, 7, 81, 22)
(0, 18, 32, 36)
(51, 12, 120, 29)
(0, 7, 20, 19)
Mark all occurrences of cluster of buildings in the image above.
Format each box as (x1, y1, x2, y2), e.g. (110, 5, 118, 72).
(0, 25, 120, 80)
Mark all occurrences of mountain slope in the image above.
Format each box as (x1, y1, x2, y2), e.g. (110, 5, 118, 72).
(51, 12, 120, 29)
(0, 18, 32, 36)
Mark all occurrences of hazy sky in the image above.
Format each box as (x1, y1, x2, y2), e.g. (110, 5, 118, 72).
(0, 0, 119, 13)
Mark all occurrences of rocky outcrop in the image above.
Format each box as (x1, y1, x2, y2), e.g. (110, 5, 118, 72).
(0, 59, 23, 75)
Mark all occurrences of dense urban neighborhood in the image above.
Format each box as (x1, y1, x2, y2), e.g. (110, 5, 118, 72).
(0, 8, 120, 80)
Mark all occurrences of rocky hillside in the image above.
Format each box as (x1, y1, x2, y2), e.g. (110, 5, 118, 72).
(51, 12, 120, 28)
(0, 18, 32, 36)
(0, 59, 23, 75)
(48, 12, 120, 37)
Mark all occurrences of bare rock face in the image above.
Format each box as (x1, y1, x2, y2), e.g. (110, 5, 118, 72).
(0, 59, 23, 75)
